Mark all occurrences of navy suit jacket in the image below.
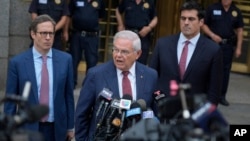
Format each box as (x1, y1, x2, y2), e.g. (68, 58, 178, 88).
(4, 48, 75, 141)
(75, 60, 158, 141)
(150, 33, 223, 104)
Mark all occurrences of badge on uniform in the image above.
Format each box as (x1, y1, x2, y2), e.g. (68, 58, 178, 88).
(76, 1, 84, 7)
(143, 2, 150, 9)
(232, 10, 238, 17)
(92, 1, 99, 8)
(55, 0, 61, 4)
(213, 10, 221, 15)
(39, 0, 47, 4)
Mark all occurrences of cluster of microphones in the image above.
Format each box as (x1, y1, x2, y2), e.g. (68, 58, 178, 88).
(94, 81, 229, 141)
(0, 81, 230, 141)
(0, 82, 48, 141)
(94, 88, 157, 141)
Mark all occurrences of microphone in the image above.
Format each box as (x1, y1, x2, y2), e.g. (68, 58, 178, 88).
(126, 102, 142, 127)
(137, 99, 157, 121)
(152, 90, 166, 104)
(22, 81, 31, 101)
(95, 88, 113, 131)
(1, 81, 32, 105)
(142, 110, 154, 119)
(179, 83, 191, 119)
(95, 88, 113, 119)
(106, 99, 121, 134)
(137, 99, 147, 112)
(13, 105, 49, 126)
(191, 102, 228, 133)
(118, 94, 132, 134)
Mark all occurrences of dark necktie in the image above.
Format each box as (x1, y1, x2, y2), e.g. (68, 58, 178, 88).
(40, 55, 49, 121)
(122, 71, 132, 97)
(179, 41, 190, 80)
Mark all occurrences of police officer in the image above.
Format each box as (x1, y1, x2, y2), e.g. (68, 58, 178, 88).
(116, 0, 158, 65)
(66, 0, 105, 87)
(202, 0, 244, 106)
(29, 0, 69, 50)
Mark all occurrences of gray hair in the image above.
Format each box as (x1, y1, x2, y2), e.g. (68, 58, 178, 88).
(113, 30, 141, 51)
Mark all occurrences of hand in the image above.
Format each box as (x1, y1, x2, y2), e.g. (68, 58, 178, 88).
(139, 26, 151, 37)
(63, 31, 69, 42)
(235, 47, 241, 58)
(117, 25, 125, 31)
(211, 34, 222, 44)
(66, 131, 74, 141)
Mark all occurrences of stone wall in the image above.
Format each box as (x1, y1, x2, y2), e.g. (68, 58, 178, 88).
(0, 0, 31, 96)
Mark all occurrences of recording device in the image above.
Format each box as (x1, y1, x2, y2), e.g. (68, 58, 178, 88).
(106, 99, 120, 134)
(94, 98, 121, 141)
(142, 110, 154, 119)
(95, 88, 113, 120)
(178, 83, 191, 119)
(13, 105, 48, 127)
(136, 99, 158, 123)
(157, 94, 207, 121)
(121, 81, 229, 141)
(125, 102, 142, 127)
(0, 82, 31, 106)
(0, 81, 47, 141)
(153, 90, 166, 103)
(120, 118, 161, 141)
(94, 94, 132, 141)
(191, 102, 228, 133)
(118, 95, 132, 135)
(137, 99, 147, 111)
(95, 88, 114, 140)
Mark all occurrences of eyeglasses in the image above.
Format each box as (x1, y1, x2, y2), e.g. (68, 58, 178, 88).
(36, 32, 55, 38)
(112, 48, 135, 56)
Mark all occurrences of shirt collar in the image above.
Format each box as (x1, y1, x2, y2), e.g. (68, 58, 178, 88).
(117, 62, 136, 77)
(179, 32, 200, 45)
(32, 47, 52, 59)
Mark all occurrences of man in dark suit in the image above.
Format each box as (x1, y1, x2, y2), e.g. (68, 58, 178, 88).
(75, 30, 158, 141)
(150, 1, 223, 105)
(4, 15, 75, 141)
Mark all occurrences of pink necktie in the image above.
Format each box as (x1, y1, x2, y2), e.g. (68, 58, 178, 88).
(122, 71, 132, 98)
(179, 41, 190, 80)
(40, 55, 49, 121)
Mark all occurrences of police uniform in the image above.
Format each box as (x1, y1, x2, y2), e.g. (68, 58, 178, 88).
(117, 0, 157, 64)
(69, 0, 105, 86)
(204, 2, 244, 102)
(29, 0, 70, 50)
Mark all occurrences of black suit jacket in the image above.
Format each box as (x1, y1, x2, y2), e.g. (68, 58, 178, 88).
(150, 33, 223, 104)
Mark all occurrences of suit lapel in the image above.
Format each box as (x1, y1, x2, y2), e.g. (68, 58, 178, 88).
(171, 35, 182, 76)
(52, 50, 59, 100)
(25, 49, 39, 103)
(103, 61, 120, 98)
(135, 63, 145, 100)
(184, 36, 205, 80)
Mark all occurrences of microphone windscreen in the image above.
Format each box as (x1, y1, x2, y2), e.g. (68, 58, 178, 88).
(130, 102, 140, 109)
(137, 99, 147, 111)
